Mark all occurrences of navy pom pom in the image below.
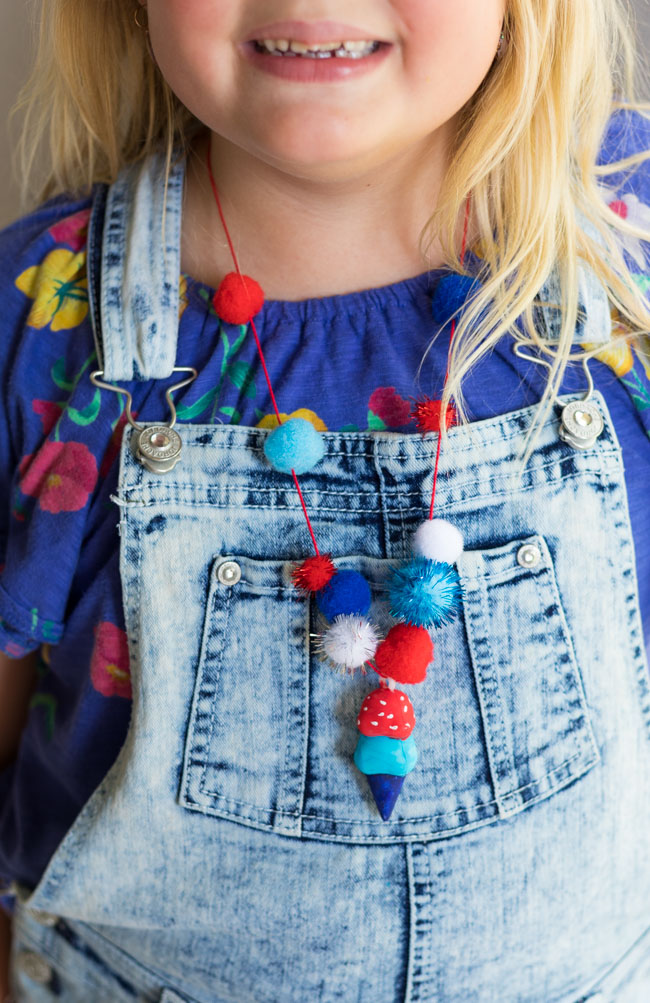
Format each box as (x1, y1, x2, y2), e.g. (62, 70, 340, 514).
(388, 557, 464, 628)
(431, 273, 481, 326)
(316, 569, 372, 620)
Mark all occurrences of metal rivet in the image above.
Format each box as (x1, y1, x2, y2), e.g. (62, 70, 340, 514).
(17, 949, 53, 984)
(27, 908, 59, 927)
(517, 544, 541, 568)
(217, 561, 241, 586)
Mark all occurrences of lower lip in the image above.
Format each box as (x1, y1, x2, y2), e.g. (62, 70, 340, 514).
(241, 42, 392, 82)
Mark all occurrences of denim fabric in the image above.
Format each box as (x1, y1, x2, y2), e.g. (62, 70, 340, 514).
(9, 148, 650, 1002)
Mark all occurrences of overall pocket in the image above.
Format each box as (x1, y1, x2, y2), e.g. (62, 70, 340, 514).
(179, 534, 600, 842)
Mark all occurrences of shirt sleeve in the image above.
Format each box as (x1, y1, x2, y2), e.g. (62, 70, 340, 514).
(0, 192, 96, 657)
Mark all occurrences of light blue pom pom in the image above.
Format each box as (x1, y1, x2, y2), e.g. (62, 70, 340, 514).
(388, 557, 464, 628)
(264, 418, 325, 474)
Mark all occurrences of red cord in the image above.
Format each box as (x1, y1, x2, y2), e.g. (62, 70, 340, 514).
(206, 138, 471, 550)
(429, 193, 472, 521)
(206, 141, 320, 556)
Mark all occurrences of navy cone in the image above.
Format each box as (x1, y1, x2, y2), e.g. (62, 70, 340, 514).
(367, 774, 405, 821)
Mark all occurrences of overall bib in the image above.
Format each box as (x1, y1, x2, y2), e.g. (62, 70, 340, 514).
(9, 151, 650, 1003)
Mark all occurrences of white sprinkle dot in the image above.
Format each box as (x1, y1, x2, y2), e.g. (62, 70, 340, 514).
(405, 722, 411, 727)
(403, 706, 408, 713)
(378, 712, 384, 717)
(371, 721, 379, 727)
(399, 695, 405, 701)
(357, 719, 361, 725)
(389, 725, 398, 730)
(380, 700, 387, 705)
(387, 714, 394, 719)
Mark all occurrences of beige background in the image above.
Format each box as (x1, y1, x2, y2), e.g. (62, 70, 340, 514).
(1, 0, 649, 228)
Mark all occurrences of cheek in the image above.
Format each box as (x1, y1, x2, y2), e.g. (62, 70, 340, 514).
(397, 0, 503, 103)
(148, 1, 238, 117)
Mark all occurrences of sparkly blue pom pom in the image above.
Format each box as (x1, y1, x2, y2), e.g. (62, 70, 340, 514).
(388, 557, 464, 628)
(264, 418, 325, 474)
(431, 274, 481, 326)
(316, 569, 372, 620)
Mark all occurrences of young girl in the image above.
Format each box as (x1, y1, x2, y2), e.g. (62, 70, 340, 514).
(2, 0, 650, 999)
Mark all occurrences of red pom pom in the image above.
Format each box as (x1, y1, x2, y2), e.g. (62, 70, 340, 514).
(411, 398, 457, 434)
(373, 623, 433, 684)
(212, 272, 265, 324)
(357, 687, 415, 738)
(292, 553, 336, 593)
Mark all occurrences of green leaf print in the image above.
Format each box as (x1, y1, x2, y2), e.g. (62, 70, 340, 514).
(68, 388, 101, 425)
(29, 692, 57, 742)
(51, 357, 75, 392)
(176, 386, 219, 421)
(220, 406, 242, 424)
(622, 366, 650, 411)
(227, 360, 256, 399)
(367, 410, 387, 430)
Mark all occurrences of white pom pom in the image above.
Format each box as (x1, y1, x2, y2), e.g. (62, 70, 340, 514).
(322, 615, 379, 669)
(412, 518, 464, 563)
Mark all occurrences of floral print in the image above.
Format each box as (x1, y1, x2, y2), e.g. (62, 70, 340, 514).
(256, 408, 328, 431)
(367, 387, 412, 429)
(90, 621, 132, 699)
(14, 247, 89, 331)
(18, 440, 98, 513)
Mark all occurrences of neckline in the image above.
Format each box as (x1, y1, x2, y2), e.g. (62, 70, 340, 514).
(180, 262, 476, 314)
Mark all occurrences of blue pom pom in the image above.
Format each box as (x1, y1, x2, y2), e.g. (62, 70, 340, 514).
(264, 418, 325, 474)
(431, 273, 481, 326)
(387, 557, 464, 628)
(316, 569, 372, 620)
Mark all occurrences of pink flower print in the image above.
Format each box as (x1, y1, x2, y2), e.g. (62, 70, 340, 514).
(90, 621, 132, 699)
(368, 387, 412, 428)
(18, 440, 98, 513)
(603, 188, 650, 270)
(48, 209, 91, 253)
(32, 399, 64, 437)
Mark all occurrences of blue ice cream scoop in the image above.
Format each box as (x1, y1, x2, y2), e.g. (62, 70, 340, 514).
(353, 733, 418, 777)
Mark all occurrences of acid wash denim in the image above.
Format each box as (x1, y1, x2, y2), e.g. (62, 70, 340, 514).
(9, 149, 650, 1003)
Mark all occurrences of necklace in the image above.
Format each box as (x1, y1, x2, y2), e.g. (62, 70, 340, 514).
(203, 144, 469, 821)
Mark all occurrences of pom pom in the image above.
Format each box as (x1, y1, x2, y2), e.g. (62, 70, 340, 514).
(374, 623, 433, 684)
(292, 553, 336, 593)
(411, 398, 457, 434)
(412, 519, 464, 564)
(357, 687, 415, 738)
(388, 557, 464, 628)
(212, 272, 265, 324)
(264, 418, 325, 474)
(431, 273, 481, 325)
(319, 615, 379, 671)
(316, 569, 371, 620)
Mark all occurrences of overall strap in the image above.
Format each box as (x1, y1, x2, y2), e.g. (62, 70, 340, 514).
(86, 146, 186, 381)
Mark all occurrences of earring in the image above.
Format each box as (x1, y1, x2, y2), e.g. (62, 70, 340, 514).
(134, 4, 157, 64)
(496, 22, 508, 60)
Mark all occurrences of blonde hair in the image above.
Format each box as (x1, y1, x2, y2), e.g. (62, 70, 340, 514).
(9, 0, 650, 475)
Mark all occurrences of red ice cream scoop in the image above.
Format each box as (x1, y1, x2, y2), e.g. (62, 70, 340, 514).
(356, 687, 415, 739)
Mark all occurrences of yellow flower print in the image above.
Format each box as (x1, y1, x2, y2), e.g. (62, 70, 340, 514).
(179, 273, 188, 319)
(256, 408, 328, 431)
(15, 248, 88, 331)
(580, 308, 635, 378)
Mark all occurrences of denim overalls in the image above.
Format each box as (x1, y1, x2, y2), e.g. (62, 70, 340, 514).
(8, 149, 650, 1003)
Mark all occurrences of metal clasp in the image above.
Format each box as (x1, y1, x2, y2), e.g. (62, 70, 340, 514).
(511, 338, 604, 450)
(89, 367, 198, 473)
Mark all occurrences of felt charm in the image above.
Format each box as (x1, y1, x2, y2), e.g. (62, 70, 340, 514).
(387, 556, 464, 628)
(412, 519, 464, 564)
(264, 417, 325, 474)
(356, 687, 415, 738)
(212, 272, 265, 324)
(353, 692, 419, 820)
(316, 569, 372, 620)
(373, 623, 433, 684)
(319, 615, 379, 673)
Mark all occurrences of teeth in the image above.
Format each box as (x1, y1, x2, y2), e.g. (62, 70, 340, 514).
(257, 38, 377, 58)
